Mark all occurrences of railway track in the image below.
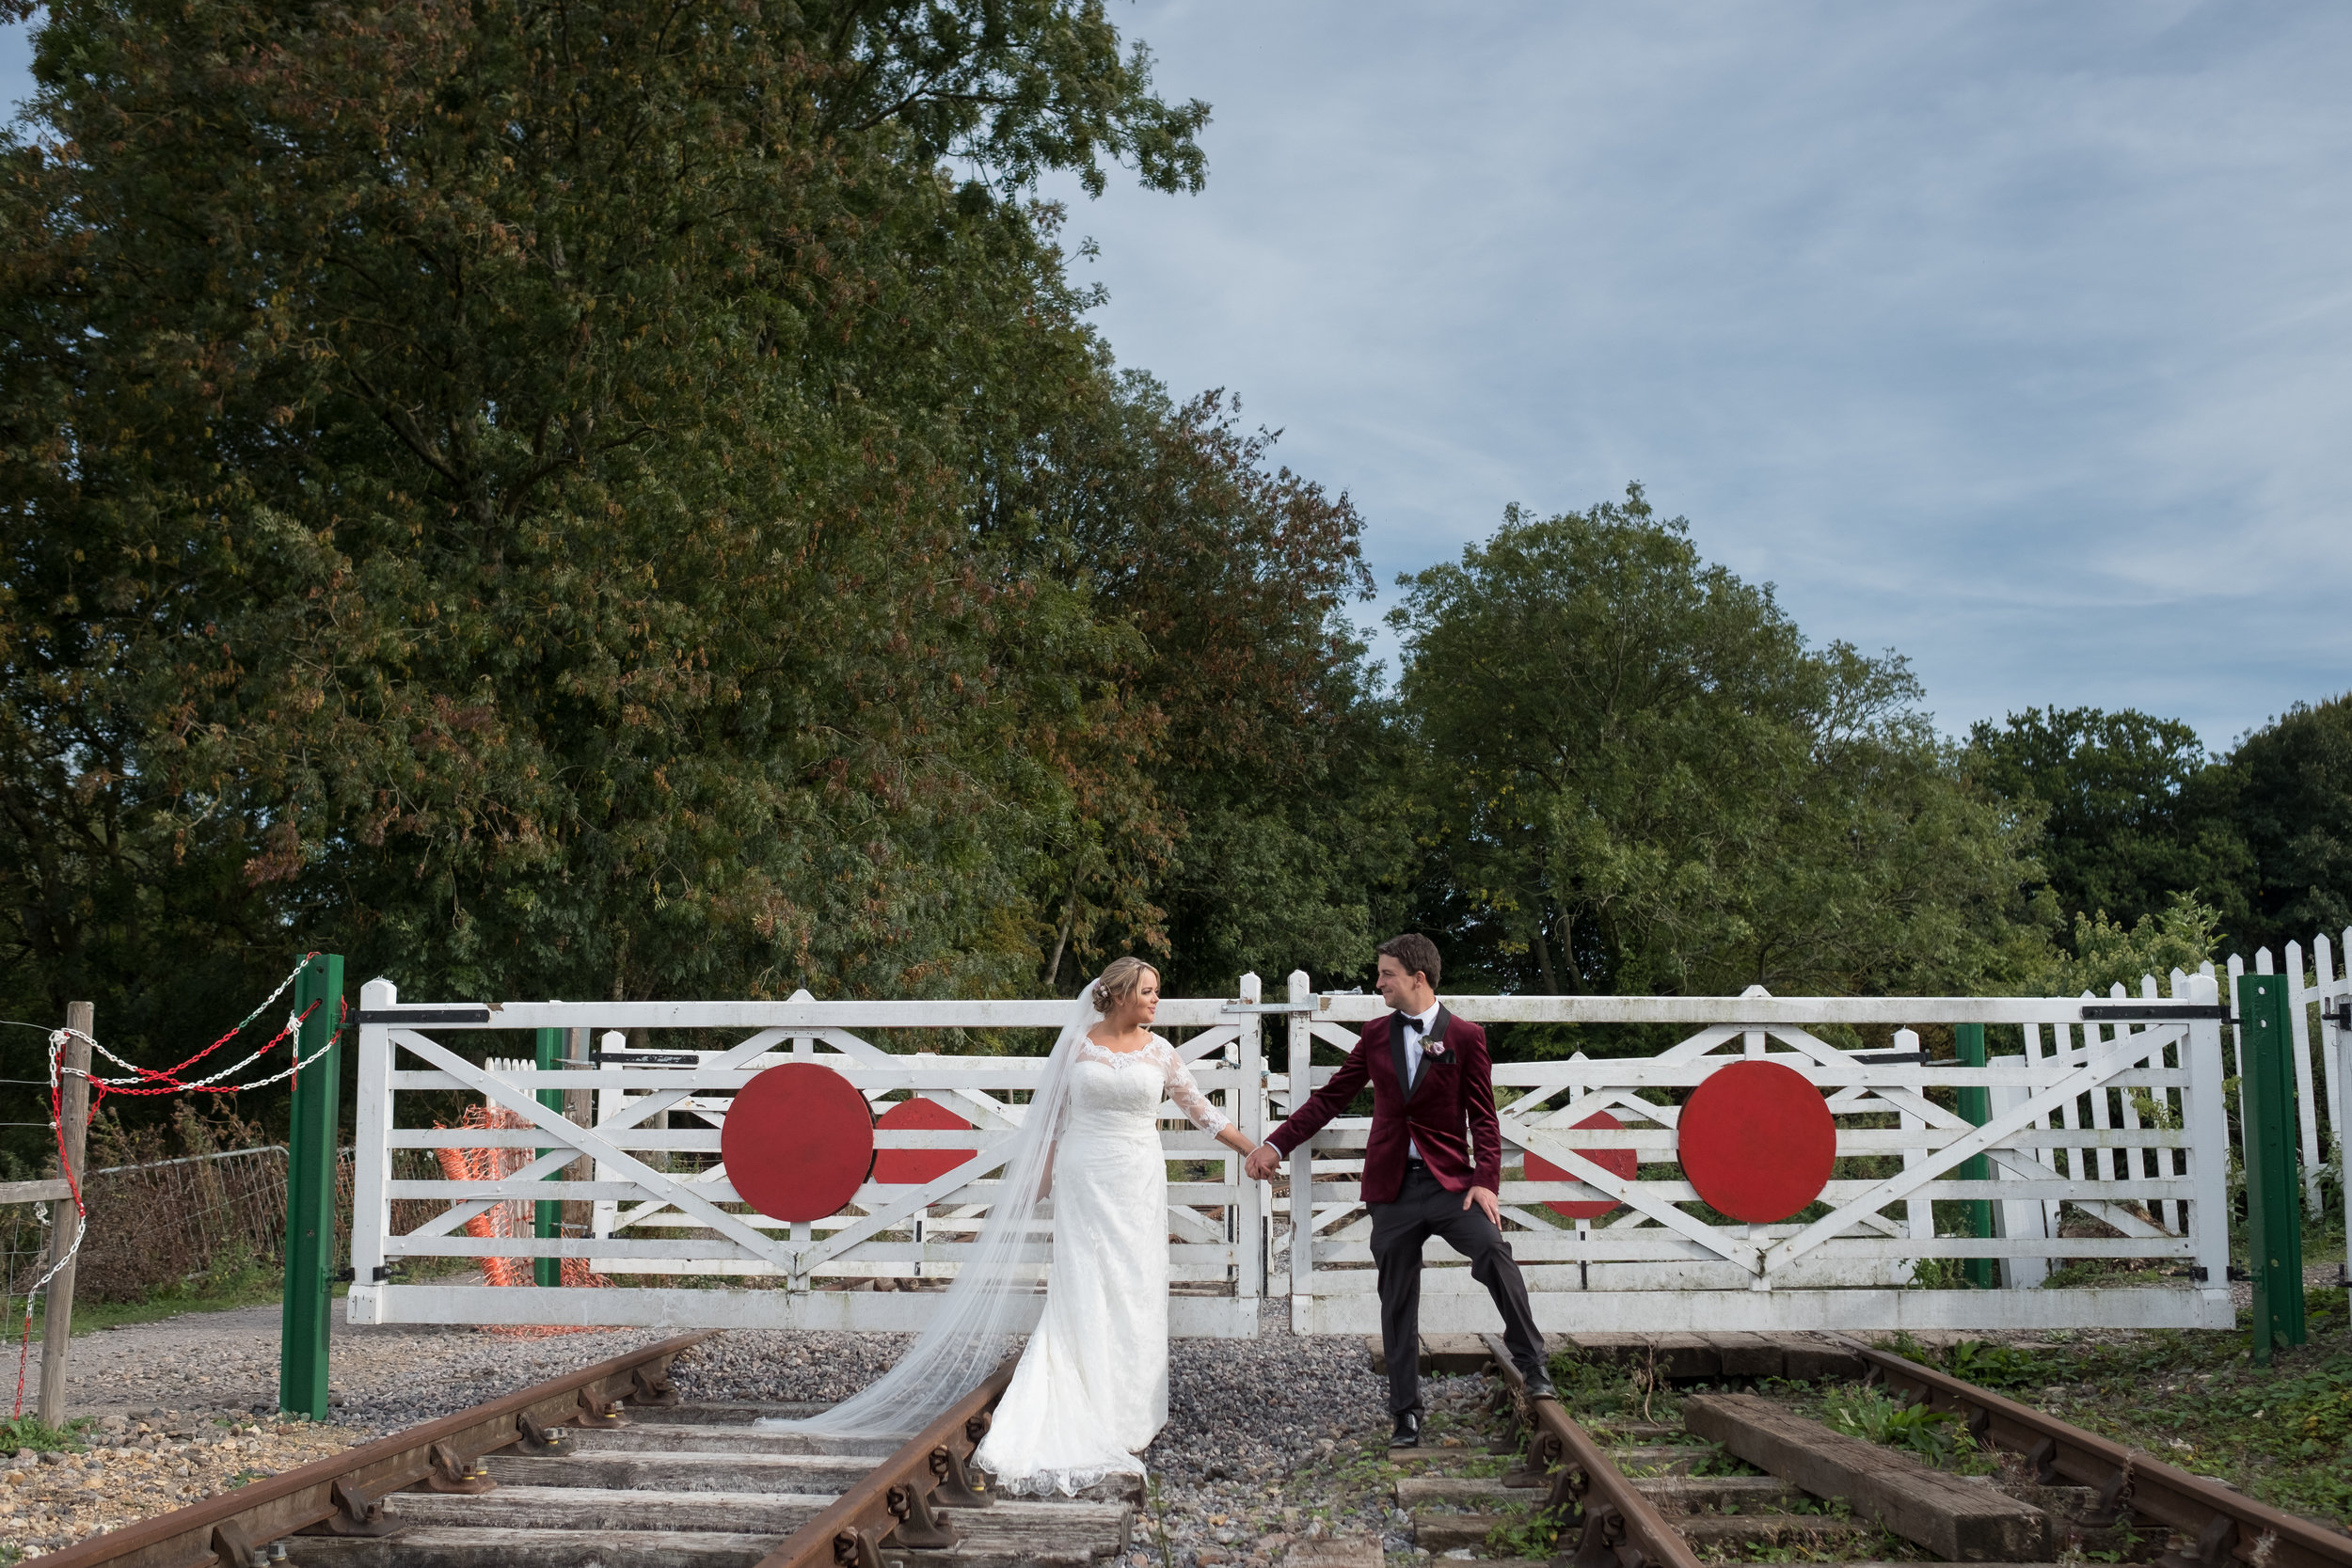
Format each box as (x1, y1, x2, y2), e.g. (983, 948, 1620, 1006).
(1397, 1332, 2352, 1568)
(28, 1325, 2351, 1568)
(28, 1336, 1133, 1568)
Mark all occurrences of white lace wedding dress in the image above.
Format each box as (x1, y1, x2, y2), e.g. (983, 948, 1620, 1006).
(973, 1035, 1229, 1496)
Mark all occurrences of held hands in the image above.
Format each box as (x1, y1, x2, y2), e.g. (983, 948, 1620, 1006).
(1243, 1143, 1282, 1181)
(1463, 1185, 1502, 1226)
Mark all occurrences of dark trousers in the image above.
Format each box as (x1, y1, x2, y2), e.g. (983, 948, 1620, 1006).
(1370, 1163, 1546, 1417)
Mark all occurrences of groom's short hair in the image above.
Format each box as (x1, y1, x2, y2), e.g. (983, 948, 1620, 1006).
(1376, 933, 1442, 990)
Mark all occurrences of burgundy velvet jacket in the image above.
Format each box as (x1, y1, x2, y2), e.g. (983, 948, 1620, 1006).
(1263, 1007, 1502, 1205)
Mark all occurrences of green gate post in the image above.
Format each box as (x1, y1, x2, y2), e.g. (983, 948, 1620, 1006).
(279, 953, 345, 1419)
(2235, 973, 2307, 1364)
(533, 1025, 565, 1289)
(1954, 1023, 1996, 1289)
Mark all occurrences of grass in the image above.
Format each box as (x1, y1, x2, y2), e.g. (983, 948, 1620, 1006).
(1817, 1386, 1993, 1473)
(1874, 1288, 2352, 1529)
(24, 1250, 358, 1337)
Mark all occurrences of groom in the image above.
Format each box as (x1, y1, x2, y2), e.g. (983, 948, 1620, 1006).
(1244, 934, 1552, 1446)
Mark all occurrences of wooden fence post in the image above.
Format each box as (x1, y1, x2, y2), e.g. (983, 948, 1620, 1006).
(2234, 971, 2305, 1364)
(38, 1002, 91, 1426)
(279, 954, 345, 1418)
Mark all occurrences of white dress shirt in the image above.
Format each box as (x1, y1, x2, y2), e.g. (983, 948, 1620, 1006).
(1400, 1002, 1441, 1162)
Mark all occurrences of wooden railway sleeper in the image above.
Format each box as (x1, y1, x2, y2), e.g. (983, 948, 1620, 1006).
(929, 1444, 992, 1509)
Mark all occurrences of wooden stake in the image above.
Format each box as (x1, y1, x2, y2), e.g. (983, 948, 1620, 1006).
(39, 1001, 91, 1426)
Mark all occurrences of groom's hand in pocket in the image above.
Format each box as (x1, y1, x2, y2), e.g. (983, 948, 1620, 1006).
(1464, 1185, 1502, 1226)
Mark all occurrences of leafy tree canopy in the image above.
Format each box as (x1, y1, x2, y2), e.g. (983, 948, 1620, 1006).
(2226, 693, 2352, 956)
(1964, 706, 2249, 938)
(2026, 893, 2224, 1002)
(0, 0, 1264, 1085)
(1391, 486, 2045, 1003)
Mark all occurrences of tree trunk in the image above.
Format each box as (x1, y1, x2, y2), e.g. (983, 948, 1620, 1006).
(1532, 919, 1562, 996)
(1042, 864, 1084, 992)
(1556, 908, 1586, 993)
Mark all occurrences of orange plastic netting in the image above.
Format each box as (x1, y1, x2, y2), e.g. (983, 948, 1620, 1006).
(434, 1104, 609, 1336)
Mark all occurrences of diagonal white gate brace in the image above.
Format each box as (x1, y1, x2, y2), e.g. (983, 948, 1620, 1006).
(396, 1030, 795, 1268)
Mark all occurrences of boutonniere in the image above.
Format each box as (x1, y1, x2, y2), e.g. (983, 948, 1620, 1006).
(1422, 1037, 1450, 1060)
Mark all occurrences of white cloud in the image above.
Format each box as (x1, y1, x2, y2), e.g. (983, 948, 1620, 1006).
(1041, 1, 2352, 746)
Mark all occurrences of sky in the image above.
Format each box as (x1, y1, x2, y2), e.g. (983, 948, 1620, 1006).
(8, 4, 2350, 752)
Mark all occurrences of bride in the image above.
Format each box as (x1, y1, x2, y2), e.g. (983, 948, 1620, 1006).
(762, 958, 1257, 1496)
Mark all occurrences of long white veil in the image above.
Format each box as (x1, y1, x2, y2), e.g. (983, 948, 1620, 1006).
(757, 981, 1104, 1437)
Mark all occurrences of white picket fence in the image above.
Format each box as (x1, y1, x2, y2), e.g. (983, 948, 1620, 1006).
(2219, 933, 2351, 1223)
(344, 938, 2349, 1338)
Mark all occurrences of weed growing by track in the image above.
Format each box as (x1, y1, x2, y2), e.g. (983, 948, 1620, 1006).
(0, 1417, 87, 1456)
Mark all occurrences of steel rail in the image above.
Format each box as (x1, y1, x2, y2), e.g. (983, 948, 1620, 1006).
(1835, 1335, 2352, 1568)
(755, 1355, 1020, 1568)
(27, 1332, 707, 1568)
(1481, 1333, 1705, 1568)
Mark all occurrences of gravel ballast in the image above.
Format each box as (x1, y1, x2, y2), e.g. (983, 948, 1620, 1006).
(675, 1309, 1476, 1567)
(32, 1300, 1438, 1567)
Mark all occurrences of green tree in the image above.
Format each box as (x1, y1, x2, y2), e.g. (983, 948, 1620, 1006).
(0, 0, 1214, 1121)
(2225, 694, 2352, 954)
(1391, 487, 2045, 1000)
(981, 375, 1400, 994)
(1964, 706, 2249, 937)
(2025, 894, 2224, 1001)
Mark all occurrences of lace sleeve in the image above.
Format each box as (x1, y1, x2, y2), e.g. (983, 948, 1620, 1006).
(1158, 1041, 1231, 1135)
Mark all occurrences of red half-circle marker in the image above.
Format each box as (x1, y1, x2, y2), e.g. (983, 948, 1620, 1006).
(1524, 1110, 1638, 1219)
(875, 1096, 977, 1185)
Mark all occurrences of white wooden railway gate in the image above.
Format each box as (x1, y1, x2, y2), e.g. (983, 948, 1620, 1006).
(345, 970, 2268, 1338)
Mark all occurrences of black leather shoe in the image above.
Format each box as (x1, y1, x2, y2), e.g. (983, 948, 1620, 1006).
(1522, 1376, 1557, 1402)
(1389, 1411, 1422, 1449)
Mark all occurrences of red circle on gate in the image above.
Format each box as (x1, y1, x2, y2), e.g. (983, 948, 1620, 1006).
(1524, 1111, 1638, 1220)
(722, 1062, 876, 1222)
(1676, 1059, 1836, 1223)
(874, 1097, 976, 1185)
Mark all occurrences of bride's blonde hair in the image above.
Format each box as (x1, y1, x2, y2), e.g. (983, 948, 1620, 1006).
(1090, 957, 1159, 1015)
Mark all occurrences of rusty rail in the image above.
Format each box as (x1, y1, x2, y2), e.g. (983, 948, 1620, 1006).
(1481, 1333, 1705, 1568)
(1836, 1334, 2352, 1568)
(28, 1333, 706, 1568)
(756, 1354, 1020, 1568)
